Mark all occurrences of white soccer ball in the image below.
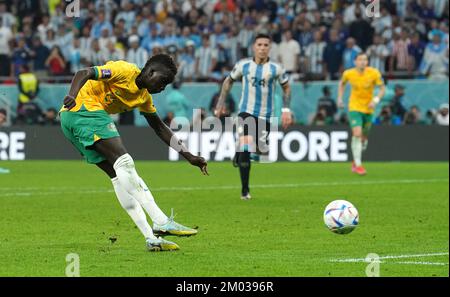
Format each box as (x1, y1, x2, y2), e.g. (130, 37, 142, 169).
(323, 200, 359, 234)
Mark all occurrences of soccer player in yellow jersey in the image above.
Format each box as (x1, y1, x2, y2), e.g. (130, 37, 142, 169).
(337, 53, 385, 175)
(60, 54, 208, 251)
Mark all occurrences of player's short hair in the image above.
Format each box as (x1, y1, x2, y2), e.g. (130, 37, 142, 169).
(254, 33, 272, 43)
(143, 53, 178, 84)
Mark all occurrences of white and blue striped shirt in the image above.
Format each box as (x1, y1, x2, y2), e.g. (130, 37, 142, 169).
(230, 58, 289, 120)
(126, 47, 149, 69)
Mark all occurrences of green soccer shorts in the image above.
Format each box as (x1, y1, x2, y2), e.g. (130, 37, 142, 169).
(60, 110, 120, 164)
(349, 111, 373, 135)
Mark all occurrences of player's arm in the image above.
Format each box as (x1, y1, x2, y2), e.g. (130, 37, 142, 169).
(281, 82, 293, 130)
(278, 66, 293, 129)
(144, 113, 208, 175)
(337, 74, 347, 109)
(214, 76, 234, 116)
(215, 61, 244, 116)
(369, 72, 385, 109)
(374, 84, 385, 102)
(63, 68, 96, 110)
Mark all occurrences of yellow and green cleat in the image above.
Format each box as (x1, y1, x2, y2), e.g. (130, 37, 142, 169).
(146, 237, 179, 252)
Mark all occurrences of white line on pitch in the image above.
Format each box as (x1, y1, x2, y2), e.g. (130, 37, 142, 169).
(395, 261, 448, 266)
(331, 252, 449, 263)
(0, 178, 448, 197)
(1, 178, 448, 191)
(339, 261, 449, 266)
(152, 178, 449, 191)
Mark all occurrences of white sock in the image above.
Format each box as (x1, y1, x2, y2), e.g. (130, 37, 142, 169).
(351, 136, 363, 167)
(137, 177, 169, 226)
(111, 177, 156, 240)
(113, 154, 168, 226)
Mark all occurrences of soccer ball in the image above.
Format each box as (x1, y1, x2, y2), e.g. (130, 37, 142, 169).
(323, 200, 359, 234)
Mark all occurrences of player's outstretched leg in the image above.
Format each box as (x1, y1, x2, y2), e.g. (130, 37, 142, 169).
(135, 177, 197, 236)
(113, 154, 197, 237)
(94, 138, 182, 250)
(111, 176, 179, 251)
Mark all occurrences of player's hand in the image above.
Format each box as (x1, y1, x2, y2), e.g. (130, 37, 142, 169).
(63, 95, 76, 110)
(281, 111, 293, 130)
(368, 96, 380, 110)
(337, 98, 344, 109)
(214, 105, 226, 117)
(189, 155, 209, 176)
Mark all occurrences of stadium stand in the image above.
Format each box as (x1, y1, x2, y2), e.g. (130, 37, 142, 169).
(0, 0, 448, 125)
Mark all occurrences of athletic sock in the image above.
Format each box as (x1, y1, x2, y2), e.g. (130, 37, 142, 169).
(351, 136, 363, 167)
(137, 177, 169, 226)
(238, 151, 251, 194)
(111, 177, 156, 240)
(113, 154, 169, 230)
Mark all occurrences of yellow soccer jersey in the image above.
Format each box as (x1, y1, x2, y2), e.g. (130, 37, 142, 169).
(342, 67, 383, 114)
(60, 61, 157, 115)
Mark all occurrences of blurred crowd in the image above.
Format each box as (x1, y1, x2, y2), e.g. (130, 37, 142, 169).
(0, 0, 449, 127)
(0, 0, 449, 83)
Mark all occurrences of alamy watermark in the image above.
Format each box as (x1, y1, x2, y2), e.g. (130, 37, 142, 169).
(365, 0, 381, 18)
(65, 0, 80, 18)
(63, 0, 380, 19)
(65, 253, 80, 277)
(167, 109, 279, 160)
(365, 253, 380, 277)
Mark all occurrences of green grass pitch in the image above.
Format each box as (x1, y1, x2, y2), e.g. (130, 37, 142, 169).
(0, 161, 448, 276)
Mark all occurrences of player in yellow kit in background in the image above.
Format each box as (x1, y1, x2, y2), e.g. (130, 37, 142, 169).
(60, 54, 208, 251)
(337, 53, 385, 175)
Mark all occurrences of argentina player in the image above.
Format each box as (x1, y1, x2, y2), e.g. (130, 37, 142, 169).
(214, 33, 293, 200)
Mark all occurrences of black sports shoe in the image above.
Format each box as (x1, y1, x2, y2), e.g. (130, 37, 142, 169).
(241, 192, 252, 200)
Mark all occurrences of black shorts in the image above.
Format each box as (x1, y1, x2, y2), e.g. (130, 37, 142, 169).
(237, 112, 271, 155)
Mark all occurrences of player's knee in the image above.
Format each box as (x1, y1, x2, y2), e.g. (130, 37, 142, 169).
(113, 153, 140, 191)
(113, 153, 135, 170)
(353, 130, 363, 138)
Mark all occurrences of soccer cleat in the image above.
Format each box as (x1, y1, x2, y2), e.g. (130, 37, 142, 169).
(241, 192, 252, 200)
(153, 209, 198, 237)
(146, 237, 179, 252)
(351, 162, 357, 173)
(354, 166, 367, 176)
